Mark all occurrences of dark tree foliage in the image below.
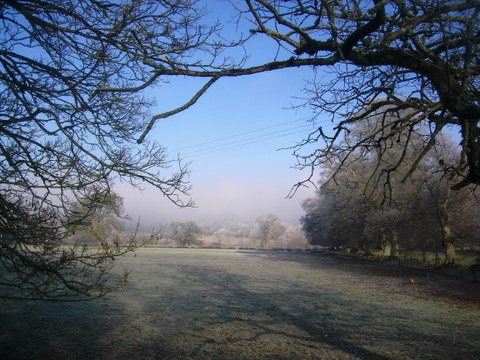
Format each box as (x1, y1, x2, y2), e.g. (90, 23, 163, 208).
(299, 198, 324, 246)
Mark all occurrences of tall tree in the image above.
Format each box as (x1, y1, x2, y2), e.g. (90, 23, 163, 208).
(0, 0, 214, 300)
(300, 197, 325, 246)
(301, 116, 480, 263)
(414, 134, 480, 264)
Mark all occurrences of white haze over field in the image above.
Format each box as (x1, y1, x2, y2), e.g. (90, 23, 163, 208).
(118, 173, 315, 230)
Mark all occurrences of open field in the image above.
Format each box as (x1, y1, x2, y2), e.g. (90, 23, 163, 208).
(1, 248, 479, 359)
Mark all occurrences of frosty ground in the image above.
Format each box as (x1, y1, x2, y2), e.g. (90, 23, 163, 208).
(1, 248, 479, 359)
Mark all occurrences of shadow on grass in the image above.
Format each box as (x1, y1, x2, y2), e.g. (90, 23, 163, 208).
(1, 249, 479, 359)
(165, 264, 392, 359)
(240, 250, 480, 307)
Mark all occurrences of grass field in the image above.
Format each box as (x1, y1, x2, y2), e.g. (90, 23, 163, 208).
(1, 248, 479, 359)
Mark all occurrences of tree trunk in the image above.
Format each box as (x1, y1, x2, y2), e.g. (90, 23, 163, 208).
(382, 241, 391, 257)
(363, 241, 372, 256)
(442, 223, 456, 265)
(444, 241, 456, 265)
(439, 201, 456, 265)
(389, 231, 399, 260)
(380, 232, 390, 257)
(434, 245, 440, 265)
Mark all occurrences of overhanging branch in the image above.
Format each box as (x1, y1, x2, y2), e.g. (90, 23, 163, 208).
(137, 76, 220, 144)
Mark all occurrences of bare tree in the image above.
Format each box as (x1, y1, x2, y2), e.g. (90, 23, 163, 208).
(415, 135, 480, 264)
(167, 221, 203, 247)
(255, 214, 286, 248)
(281, 225, 308, 249)
(0, 0, 217, 300)
(66, 191, 126, 249)
(0, 191, 141, 301)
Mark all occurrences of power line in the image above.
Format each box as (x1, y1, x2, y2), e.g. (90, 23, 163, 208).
(181, 123, 312, 158)
(171, 116, 313, 153)
(183, 126, 330, 158)
(170, 116, 334, 158)
(184, 122, 335, 158)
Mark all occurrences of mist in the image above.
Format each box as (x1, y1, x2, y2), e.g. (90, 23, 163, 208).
(117, 175, 315, 230)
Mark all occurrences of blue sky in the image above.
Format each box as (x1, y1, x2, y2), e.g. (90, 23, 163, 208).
(117, 1, 334, 228)
(119, 68, 329, 228)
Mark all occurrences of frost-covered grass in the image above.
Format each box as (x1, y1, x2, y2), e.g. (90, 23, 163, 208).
(1, 248, 479, 359)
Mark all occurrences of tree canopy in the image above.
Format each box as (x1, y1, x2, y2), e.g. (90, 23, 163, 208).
(4, 0, 478, 204)
(130, 0, 480, 192)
